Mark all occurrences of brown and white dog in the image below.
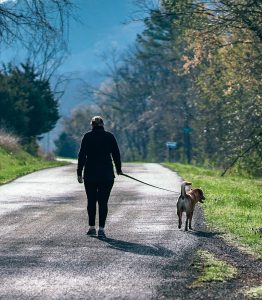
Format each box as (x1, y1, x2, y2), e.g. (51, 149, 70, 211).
(177, 181, 205, 231)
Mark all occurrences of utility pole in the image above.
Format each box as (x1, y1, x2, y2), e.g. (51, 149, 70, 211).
(182, 126, 192, 164)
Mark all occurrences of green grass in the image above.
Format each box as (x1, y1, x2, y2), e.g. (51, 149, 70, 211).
(164, 163, 262, 257)
(192, 250, 237, 287)
(0, 147, 68, 185)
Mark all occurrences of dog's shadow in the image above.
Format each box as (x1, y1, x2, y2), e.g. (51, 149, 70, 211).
(97, 237, 174, 258)
(188, 230, 221, 238)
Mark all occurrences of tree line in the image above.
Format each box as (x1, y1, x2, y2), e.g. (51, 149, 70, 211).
(56, 0, 262, 176)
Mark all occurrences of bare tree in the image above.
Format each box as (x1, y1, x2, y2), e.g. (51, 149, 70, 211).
(0, 0, 74, 46)
(0, 0, 77, 82)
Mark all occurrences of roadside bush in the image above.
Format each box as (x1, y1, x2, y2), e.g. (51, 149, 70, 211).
(0, 129, 20, 151)
(38, 147, 55, 161)
(0, 62, 59, 155)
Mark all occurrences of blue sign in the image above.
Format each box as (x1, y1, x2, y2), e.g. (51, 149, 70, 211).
(182, 127, 193, 133)
(166, 141, 177, 149)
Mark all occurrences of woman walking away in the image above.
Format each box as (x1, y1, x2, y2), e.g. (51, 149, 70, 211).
(77, 116, 122, 239)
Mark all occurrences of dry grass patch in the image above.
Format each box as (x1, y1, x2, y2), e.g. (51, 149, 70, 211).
(243, 285, 262, 299)
(0, 129, 20, 151)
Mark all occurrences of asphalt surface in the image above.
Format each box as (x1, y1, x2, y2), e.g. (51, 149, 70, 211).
(0, 163, 260, 299)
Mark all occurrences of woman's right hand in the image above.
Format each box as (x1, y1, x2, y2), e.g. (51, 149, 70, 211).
(77, 175, 83, 183)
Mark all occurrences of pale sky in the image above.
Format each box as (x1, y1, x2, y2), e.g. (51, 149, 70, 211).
(63, 0, 143, 73)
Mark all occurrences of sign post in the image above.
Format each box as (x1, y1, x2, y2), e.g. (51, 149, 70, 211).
(166, 141, 177, 162)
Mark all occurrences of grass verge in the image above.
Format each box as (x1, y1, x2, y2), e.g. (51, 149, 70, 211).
(0, 147, 68, 185)
(163, 163, 262, 257)
(192, 250, 237, 287)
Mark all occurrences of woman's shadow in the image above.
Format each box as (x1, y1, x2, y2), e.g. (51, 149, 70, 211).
(94, 228, 220, 257)
(97, 237, 174, 258)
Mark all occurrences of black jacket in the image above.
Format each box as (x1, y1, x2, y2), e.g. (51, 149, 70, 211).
(77, 127, 122, 181)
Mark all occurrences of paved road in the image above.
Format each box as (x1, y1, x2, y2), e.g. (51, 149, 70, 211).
(0, 163, 197, 299)
(0, 163, 258, 299)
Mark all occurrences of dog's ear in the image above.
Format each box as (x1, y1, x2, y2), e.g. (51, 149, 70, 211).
(195, 188, 205, 200)
(185, 181, 192, 185)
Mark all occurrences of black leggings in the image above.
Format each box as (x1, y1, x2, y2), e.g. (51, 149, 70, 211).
(84, 180, 114, 228)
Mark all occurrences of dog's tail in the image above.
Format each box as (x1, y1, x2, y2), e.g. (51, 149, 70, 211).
(181, 181, 192, 198)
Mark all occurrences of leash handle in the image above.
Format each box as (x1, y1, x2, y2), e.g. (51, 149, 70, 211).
(120, 173, 175, 193)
